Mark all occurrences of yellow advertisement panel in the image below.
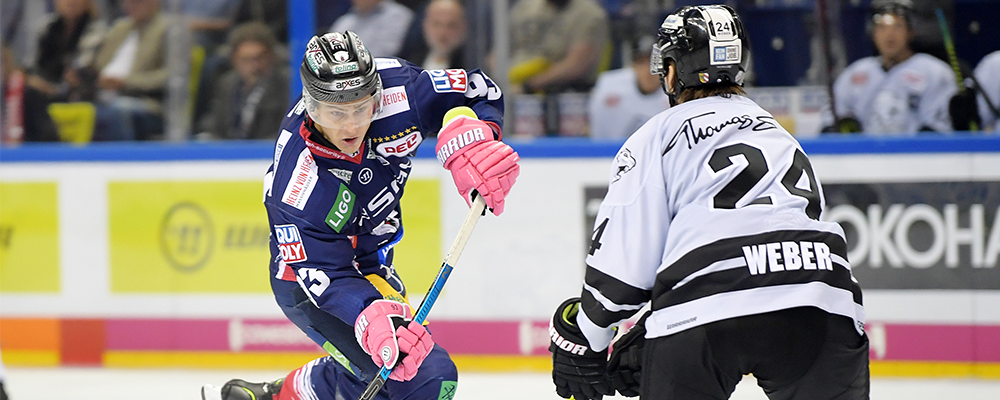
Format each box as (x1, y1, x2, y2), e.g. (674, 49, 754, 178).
(109, 181, 269, 293)
(109, 179, 440, 294)
(393, 179, 441, 296)
(0, 182, 60, 292)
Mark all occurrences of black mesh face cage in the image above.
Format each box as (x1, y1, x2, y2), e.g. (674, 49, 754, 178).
(300, 31, 383, 105)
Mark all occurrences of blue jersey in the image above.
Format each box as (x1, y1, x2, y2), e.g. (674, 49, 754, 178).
(263, 58, 504, 327)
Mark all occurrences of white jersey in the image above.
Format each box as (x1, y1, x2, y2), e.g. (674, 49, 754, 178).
(974, 50, 1000, 132)
(823, 53, 956, 135)
(577, 95, 865, 351)
(588, 68, 671, 139)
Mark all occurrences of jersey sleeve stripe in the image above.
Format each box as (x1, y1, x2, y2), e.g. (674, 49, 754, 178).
(581, 289, 643, 328)
(584, 264, 652, 305)
(652, 266, 863, 312)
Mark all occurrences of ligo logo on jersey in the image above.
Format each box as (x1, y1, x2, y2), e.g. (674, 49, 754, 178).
(612, 148, 636, 183)
(274, 224, 308, 263)
(376, 130, 423, 157)
(326, 183, 356, 232)
(428, 69, 467, 93)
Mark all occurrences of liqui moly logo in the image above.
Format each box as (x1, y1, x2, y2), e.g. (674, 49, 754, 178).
(274, 224, 307, 263)
(428, 69, 468, 93)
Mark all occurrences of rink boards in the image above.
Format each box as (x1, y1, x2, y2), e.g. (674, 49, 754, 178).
(1, 136, 999, 377)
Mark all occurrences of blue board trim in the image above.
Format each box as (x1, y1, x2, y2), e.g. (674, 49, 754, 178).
(2, 135, 999, 163)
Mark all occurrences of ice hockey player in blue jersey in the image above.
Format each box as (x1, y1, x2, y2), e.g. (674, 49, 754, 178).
(548, 5, 869, 400)
(202, 31, 520, 400)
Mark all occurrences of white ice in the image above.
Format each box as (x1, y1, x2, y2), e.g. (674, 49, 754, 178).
(5, 367, 1000, 399)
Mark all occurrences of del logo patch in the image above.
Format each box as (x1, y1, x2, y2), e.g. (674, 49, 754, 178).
(274, 224, 307, 263)
(376, 130, 423, 157)
(428, 69, 468, 93)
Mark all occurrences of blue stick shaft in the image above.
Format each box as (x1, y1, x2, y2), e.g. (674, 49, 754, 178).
(358, 197, 487, 400)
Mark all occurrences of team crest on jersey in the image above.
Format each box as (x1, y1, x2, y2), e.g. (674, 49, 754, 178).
(274, 224, 307, 263)
(328, 168, 353, 183)
(428, 69, 468, 93)
(376, 129, 423, 157)
(613, 148, 636, 183)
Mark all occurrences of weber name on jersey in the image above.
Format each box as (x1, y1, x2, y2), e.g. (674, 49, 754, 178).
(578, 94, 865, 351)
(263, 58, 503, 326)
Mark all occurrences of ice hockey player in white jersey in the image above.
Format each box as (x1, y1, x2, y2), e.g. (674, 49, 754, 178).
(973, 50, 1000, 132)
(588, 35, 671, 140)
(548, 5, 869, 400)
(821, 0, 956, 135)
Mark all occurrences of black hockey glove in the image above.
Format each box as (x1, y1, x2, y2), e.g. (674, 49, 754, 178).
(606, 312, 648, 397)
(549, 297, 614, 400)
(950, 89, 982, 131)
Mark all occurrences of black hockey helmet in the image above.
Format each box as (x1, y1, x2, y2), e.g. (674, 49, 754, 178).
(870, 0, 915, 28)
(650, 5, 750, 101)
(300, 31, 383, 128)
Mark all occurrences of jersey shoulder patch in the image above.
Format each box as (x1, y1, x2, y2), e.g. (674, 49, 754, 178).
(281, 149, 319, 210)
(426, 69, 468, 93)
(375, 58, 403, 70)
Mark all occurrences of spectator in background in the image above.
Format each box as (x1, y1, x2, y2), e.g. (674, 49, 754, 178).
(84, 0, 175, 141)
(588, 35, 669, 139)
(26, 0, 106, 103)
(234, 0, 287, 43)
(329, 0, 414, 58)
(197, 22, 288, 140)
(179, 0, 241, 55)
(822, 0, 955, 135)
(506, 0, 609, 94)
(973, 50, 1000, 132)
(398, 0, 470, 71)
(2, 45, 60, 143)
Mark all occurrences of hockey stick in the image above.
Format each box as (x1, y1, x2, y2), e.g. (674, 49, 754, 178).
(357, 195, 487, 400)
(815, 0, 841, 123)
(936, 7, 979, 131)
(933, 8, 1000, 122)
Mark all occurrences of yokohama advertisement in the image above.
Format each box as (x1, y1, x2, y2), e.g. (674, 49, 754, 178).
(823, 181, 1000, 289)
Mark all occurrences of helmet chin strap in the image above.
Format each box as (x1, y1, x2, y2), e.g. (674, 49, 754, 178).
(661, 71, 680, 107)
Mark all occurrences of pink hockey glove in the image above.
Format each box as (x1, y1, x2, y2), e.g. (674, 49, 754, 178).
(435, 107, 520, 215)
(354, 300, 435, 381)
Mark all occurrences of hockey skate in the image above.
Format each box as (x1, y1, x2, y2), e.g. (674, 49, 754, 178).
(201, 378, 283, 400)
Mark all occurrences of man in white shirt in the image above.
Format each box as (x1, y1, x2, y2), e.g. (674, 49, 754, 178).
(329, 0, 413, 58)
(588, 35, 670, 139)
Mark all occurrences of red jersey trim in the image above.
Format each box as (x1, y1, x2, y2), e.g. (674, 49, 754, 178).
(299, 119, 365, 164)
